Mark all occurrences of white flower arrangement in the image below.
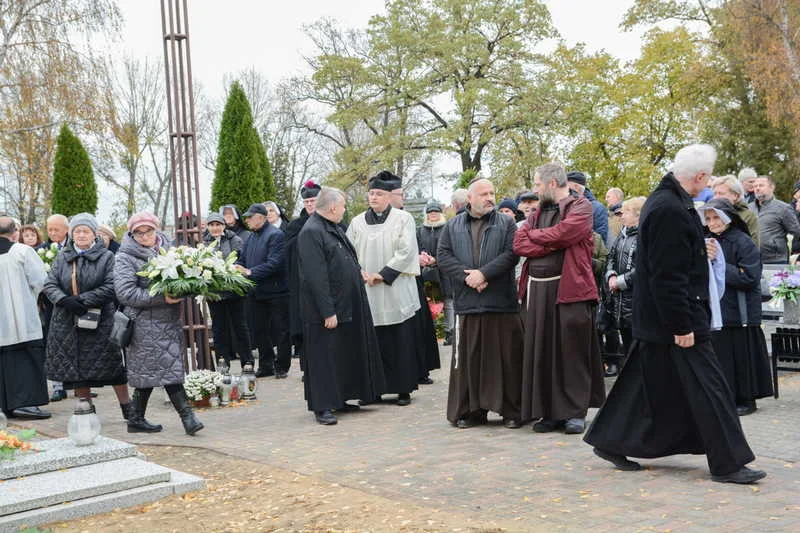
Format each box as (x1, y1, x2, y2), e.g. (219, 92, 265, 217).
(36, 243, 59, 272)
(184, 369, 223, 401)
(136, 241, 253, 301)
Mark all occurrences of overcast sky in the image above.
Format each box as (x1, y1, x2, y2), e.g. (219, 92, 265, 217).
(102, 1, 645, 217)
(115, 0, 644, 99)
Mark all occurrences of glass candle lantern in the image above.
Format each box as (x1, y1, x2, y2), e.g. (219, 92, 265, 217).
(67, 399, 101, 446)
(240, 363, 257, 401)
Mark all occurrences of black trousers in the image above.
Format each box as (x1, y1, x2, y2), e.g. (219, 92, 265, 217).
(249, 296, 291, 374)
(208, 298, 252, 365)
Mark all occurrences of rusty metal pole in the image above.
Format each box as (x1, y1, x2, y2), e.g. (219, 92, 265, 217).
(160, 0, 211, 370)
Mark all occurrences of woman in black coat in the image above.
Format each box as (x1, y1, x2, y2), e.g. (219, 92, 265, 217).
(203, 213, 252, 366)
(701, 198, 773, 415)
(42, 213, 130, 419)
(604, 197, 646, 375)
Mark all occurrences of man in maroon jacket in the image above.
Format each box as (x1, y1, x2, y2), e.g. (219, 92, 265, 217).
(513, 163, 605, 435)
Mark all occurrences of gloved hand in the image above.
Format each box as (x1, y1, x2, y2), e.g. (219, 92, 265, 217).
(59, 296, 88, 316)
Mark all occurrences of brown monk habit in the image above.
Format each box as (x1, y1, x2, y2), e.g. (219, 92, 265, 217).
(513, 196, 605, 422)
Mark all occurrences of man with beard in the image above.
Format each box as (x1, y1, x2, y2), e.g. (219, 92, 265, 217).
(346, 171, 422, 405)
(285, 181, 322, 372)
(584, 144, 765, 485)
(386, 175, 440, 384)
(513, 163, 605, 435)
(438, 178, 524, 428)
(297, 187, 386, 425)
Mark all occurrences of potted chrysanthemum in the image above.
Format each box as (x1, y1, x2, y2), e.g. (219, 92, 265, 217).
(769, 269, 800, 324)
(183, 370, 223, 407)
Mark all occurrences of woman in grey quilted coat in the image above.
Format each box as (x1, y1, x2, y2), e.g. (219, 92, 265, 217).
(42, 213, 131, 419)
(114, 212, 203, 435)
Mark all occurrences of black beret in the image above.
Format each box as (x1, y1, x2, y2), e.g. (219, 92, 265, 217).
(300, 181, 322, 199)
(566, 171, 587, 186)
(368, 170, 401, 192)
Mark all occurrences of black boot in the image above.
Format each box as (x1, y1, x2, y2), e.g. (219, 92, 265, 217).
(167, 386, 204, 435)
(127, 389, 163, 433)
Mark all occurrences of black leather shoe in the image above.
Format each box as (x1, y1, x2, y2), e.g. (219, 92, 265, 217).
(736, 402, 756, 416)
(712, 466, 766, 484)
(275, 371, 288, 379)
(10, 406, 51, 419)
(336, 403, 360, 412)
(593, 448, 642, 471)
(50, 389, 67, 402)
(315, 410, 338, 425)
(565, 418, 586, 434)
(456, 417, 475, 429)
(604, 363, 619, 377)
(533, 419, 566, 433)
(396, 393, 411, 406)
(503, 418, 522, 429)
(255, 369, 274, 378)
(418, 376, 434, 385)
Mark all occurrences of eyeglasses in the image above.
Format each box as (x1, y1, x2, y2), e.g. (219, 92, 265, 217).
(132, 227, 155, 237)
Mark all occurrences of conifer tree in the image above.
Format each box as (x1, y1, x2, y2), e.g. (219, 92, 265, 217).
(51, 124, 97, 216)
(210, 82, 264, 211)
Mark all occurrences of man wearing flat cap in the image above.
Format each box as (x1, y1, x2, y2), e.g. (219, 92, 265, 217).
(237, 203, 290, 379)
(567, 171, 608, 244)
(285, 181, 322, 373)
(346, 170, 422, 405)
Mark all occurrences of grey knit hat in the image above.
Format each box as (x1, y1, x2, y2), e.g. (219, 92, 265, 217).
(206, 212, 226, 226)
(425, 199, 443, 213)
(69, 213, 98, 236)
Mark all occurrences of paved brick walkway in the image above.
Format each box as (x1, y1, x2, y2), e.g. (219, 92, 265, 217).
(23, 346, 800, 532)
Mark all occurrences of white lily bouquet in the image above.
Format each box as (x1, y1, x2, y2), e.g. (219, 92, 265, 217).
(184, 369, 223, 401)
(136, 242, 253, 301)
(37, 243, 59, 272)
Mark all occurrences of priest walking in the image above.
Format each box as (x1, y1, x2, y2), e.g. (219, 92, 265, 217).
(347, 171, 422, 406)
(297, 187, 386, 425)
(513, 163, 605, 435)
(584, 144, 765, 484)
(438, 178, 524, 428)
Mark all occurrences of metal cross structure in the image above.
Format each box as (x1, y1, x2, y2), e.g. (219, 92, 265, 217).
(160, 0, 211, 370)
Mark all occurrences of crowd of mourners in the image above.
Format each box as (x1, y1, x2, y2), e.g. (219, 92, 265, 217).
(1, 142, 785, 484)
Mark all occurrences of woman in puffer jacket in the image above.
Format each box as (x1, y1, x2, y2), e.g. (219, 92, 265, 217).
(605, 197, 646, 375)
(43, 213, 130, 419)
(114, 212, 203, 436)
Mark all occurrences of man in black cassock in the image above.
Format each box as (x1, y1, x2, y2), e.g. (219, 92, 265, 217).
(386, 176, 441, 384)
(285, 181, 322, 373)
(584, 144, 766, 484)
(438, 178, 524, 428)
(297, 187, 386, 425)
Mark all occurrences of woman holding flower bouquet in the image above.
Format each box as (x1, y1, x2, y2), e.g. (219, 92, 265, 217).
(42, 213, 131, 419)
(114, 212, 203, 435)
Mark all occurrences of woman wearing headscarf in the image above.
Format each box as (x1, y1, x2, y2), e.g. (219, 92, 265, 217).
(264, 201, 288, 232)
(42, 213, 130, 418)
(114, 212, 204, 435)
(700, 198, 773, 415)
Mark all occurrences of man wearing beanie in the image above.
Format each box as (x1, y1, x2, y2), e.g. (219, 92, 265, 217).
(567, 171, 609, 244)
(347, 170, 423, 405)
(285, 181, 323, 373)
(497, 198, 520, 221)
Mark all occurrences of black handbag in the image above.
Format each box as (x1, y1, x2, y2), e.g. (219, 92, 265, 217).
(110, 309, 134, 348)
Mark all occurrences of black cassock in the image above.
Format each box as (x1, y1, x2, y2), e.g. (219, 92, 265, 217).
(413, 277, 441, 376)
(297, 213, 386, 412)
(1, 340, 49, 414)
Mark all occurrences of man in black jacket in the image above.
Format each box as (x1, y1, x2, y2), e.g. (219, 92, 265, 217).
(297, 188, 386, 425)
(437, 178, 524, 429)
(285, 181, 322, 372)
(584, 144, 765, 485)
(237, 204, 290, 378)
